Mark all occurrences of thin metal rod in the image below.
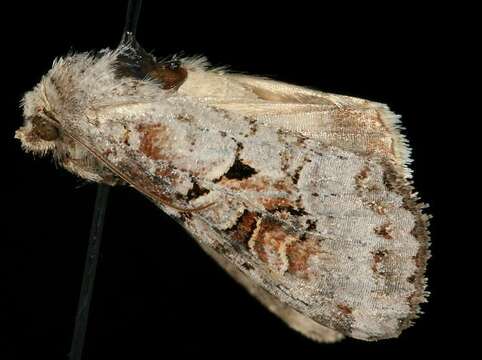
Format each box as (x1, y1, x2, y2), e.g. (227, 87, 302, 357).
(69, 2, 143, 358)
(69, 184, 110, 360)
(121, 0, 143, 43)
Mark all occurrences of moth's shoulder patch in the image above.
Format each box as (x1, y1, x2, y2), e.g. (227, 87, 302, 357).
(115, 41, 187, 90)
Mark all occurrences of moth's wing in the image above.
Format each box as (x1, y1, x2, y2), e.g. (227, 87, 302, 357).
(197, 238, 344, 343)
(222, 73, 366, 107)
(79, 69, 429, 342)
(180, 71, 411, 176)
(178, 71, 427, 340)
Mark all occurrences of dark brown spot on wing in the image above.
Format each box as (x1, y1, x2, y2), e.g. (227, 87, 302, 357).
(374, 222, 393, 239)
(176, 113, 194, 122)
(263, 201, 309, 217)
(355, 165, 380, 192)
(186, 180, 210, 201)
(283, 206, 308, 216)
(227, 210, 259, 246)
(179, 211, 193, 222)
(306, 219, 317, 231)
(215, 142, 257, 182)
(241, 262, 255, 271)
(224, 157, 257, 180)
(249, 118, 258, 134)
(291, 164, 304, 185)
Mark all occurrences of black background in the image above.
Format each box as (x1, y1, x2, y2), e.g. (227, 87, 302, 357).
(2, 1, 470, 359)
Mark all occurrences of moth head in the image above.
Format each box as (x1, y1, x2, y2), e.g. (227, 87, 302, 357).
(17, 90, 56, 146)
(15, 66, 120, 185)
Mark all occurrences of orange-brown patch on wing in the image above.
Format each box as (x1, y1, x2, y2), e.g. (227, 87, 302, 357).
(337, 304, 353, 315)
(217, 176, 269, 192)
(331, 109, 396, 159)
(260, 197, 293, 211)
(218, 176, 294, 196)
(273, 179, 292, 193)
(137, 123, 170, 160)
(228, 210, 259, 247)
(250, 218, 282, 263)
(286, 237, 323, 278)
(249, 217, 296, 273)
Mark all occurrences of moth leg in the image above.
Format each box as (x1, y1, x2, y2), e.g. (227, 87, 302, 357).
(198, 241, 344, 343)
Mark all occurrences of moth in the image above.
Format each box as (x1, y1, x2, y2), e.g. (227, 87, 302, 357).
(16, 40, 429, 342)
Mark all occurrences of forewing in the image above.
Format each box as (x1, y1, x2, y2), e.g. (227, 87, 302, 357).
(69, 85, 429, 341)
(180, 71, 411, 176)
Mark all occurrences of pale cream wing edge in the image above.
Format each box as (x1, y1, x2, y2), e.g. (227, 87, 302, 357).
(179, 68, 412, 178)
(226, 74, 412, 177)
(196, 238, 344, 343)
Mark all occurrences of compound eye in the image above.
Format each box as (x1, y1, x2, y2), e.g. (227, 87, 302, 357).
(31, 116, 59, 141)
